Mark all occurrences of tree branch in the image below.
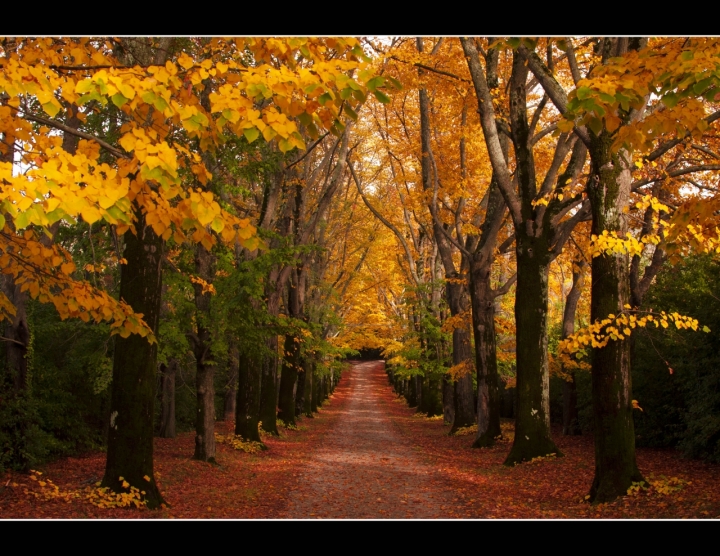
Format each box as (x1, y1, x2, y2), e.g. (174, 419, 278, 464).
(20, 111, 128, 159)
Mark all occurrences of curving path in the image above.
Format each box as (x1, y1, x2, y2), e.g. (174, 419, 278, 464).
(282, 360, 457, 518)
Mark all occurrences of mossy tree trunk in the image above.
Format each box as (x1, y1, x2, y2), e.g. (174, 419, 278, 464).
(504, 234, 559, 464)
(587, 133, 644, 503)
(102, 209, 164, 508)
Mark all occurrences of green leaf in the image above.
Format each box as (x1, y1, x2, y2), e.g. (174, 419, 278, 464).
(340, 87, 353, 100)
(506, 38, 521, 49)
(373, 90, 390, 104)
(0, 213, 5, 231)
(42, 101, 60, 118)
(343, 104, 358, 121)
(556, 39, 568, 52)
(387, 76, 403, 90)
(318, 92, 333, 106)
(661, 92, 679, 108)
(576, 86, 593, 100)
(278, 138, 294, 153)
(307, 123, 319, 140)
(211, 217, 224, 233)
(587, 117, 603, 136)
(14, 210, 29, 230)
(703, 325, 711, 333)
(352, 89, 367, 103)
(297, 112, 312, 126)
(111, 93, 128, 108)
(693, 78, 713, 95)
(243, 127, 259, 143)
(366, 76, 385, 92)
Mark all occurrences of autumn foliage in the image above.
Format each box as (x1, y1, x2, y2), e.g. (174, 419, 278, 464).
(1, 37, 720, 518)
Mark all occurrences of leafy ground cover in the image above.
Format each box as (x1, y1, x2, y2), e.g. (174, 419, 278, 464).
(1, 360, 719, 519)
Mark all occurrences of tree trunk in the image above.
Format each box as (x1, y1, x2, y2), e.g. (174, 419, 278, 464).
(277, 332, 300, 426)
(587, 137, 643, 503)
(407, 373, 418, 407)
(469, 259, 502, 447)
(310, 367, 320, 413)
(102, 209, 164, 508)
(303, 358, 314, 418)
(295, 357, 307, 419)
(192, 243, 216, 463)
(235, 352, 263, 444)
(450, 326, 476, 434)
(158, 360, 176, 438)
(2, 277, 29, 396)
(562, 260, 586, 436)
(259, 334, 280, 435)
(223, 360, 238, 423)
(419, 376, 442, 417)
(442, 374, 455, 425)
(504, 236, 560, 465)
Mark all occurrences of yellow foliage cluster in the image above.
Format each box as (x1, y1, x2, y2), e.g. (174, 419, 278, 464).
(0, 229, 154, 340)
(560, 306, 708, 357)
(440, 310, 471, 333)
(189, 275, 216, 296)
(0, 37, 380, 339)
(626, 475, 690, 497)
(447, 359, 473, 381)
(22, 470, 151, 509)
(590, 230, 663, 258)
(214, 433, 265, 454)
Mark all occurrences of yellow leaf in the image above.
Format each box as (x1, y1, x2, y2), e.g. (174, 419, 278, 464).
(61, 262, 76, 275)
(81, 206, 102, 225)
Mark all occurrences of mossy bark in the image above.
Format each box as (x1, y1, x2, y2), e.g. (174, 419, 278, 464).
(587, 135, 643, 503)
(102, 211, 164, 508)
(503, 53, 561, 465)
(504, 239, 560, 465)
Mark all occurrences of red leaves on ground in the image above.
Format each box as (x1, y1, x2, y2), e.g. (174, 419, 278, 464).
(1, 360, 719, 518)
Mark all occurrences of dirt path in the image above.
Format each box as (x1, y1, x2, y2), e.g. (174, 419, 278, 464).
(282, 360, 457, 518)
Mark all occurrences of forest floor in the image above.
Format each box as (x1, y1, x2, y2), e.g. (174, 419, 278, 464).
(1, 360, 720, 519)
